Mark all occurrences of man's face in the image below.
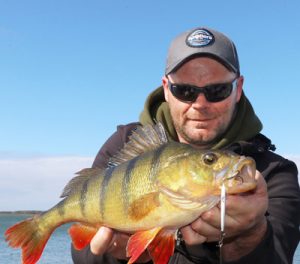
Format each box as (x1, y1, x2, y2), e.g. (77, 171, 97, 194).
(162, 57, 243, 148)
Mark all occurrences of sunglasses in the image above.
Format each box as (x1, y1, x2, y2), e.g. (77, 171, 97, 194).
(168, 78, 238, 103)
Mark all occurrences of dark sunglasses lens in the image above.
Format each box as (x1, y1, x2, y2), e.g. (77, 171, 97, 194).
(205, 84, 233, 102)
(171, 85, 197, 102)
(170, 81, 235, 103)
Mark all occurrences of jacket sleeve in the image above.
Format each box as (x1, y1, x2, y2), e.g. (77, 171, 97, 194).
(265, 158, 300, 263)
(224, 157, 300, 264)
(72, 123, 140, 264)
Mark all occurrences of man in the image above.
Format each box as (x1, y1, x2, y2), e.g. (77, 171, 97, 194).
(72, 27, 300, 263)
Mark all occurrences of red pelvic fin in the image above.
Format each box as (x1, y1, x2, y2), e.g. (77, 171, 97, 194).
(126, 227, 162, 264)
(5, 216, 52, 264)
(127, 227, 176, 264)
(147, 229, 175, 264)
(68, 223, 98, 250)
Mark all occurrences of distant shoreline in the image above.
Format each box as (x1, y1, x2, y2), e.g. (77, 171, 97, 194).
(0, 210, 42, 215)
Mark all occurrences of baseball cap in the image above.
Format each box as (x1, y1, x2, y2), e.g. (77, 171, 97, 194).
(165, 27, 240, 75)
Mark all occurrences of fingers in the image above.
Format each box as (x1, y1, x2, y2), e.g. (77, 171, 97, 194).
(180, 207, 221, 244)
(226, 172, 268, 221)
(201, 206, 221, 229)
(90, 226, 114, 255)
(221, 171, 268, 236)
(90, 227, 129, 260)
(90, 227, 151, 262)
(180, 224, 207, 245)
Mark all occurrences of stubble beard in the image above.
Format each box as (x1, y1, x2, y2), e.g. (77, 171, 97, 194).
(175, 122, 217, 147)
(173, 117, 231, 148)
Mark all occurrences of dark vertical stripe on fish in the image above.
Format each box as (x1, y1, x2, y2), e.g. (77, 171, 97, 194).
(79, 178, 90, 217)
(149, 145, 167, 181)
(41, 199, 65, 218)
(122, 157, 138, 212)
(100, 166, 115, 220)
(122, 145, 167, 214)
(53, 199, 65, 217)
(57, 203, 65, 217)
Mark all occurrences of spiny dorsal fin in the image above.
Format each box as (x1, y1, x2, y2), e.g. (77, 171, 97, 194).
(60, 168, 102, 198)
(108, 123, 168, 167)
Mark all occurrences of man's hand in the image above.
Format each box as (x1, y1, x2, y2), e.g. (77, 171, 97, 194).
(180, 171, 268, 261)
(90, 227, 151, 262)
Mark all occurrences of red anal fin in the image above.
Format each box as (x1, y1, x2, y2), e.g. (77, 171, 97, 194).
(148, 229, 175, 264)
(127, 227, 162, 264)
(68, 223, 98, 250)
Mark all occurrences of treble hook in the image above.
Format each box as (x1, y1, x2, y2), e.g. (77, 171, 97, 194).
(223, 171, 244, 184)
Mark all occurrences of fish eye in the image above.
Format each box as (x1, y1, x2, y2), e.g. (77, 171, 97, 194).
(203, 153, 218, 165)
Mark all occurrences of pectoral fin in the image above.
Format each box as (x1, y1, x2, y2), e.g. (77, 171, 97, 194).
(127, 227, 175, 264)
(128, 192, 160, 221)
(68, 223, 98, 250)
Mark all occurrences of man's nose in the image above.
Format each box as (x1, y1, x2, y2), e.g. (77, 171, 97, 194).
(191, 92, 210, 109)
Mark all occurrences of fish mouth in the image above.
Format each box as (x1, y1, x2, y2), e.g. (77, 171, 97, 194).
(217, 156, 257, 194)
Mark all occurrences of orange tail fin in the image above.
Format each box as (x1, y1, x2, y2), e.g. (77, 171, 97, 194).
(68, 223, 98, 250)
(127, 227, 175, 264)
(5, 216, 53, 264)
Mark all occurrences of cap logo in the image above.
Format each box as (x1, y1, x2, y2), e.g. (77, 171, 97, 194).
(186, 29, 214, 47)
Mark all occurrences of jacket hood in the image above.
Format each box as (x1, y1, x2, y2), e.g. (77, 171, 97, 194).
(139, 86, 263, 149)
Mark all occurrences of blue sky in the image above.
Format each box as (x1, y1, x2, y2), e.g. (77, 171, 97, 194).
(1, 0, 300, 210)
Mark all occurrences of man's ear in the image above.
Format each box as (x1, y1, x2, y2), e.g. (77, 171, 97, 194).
(236, 76, 244, 102)
(162, 76, 169, 102)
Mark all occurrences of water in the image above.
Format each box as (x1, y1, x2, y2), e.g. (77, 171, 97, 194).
(295, 243, 300, 264)
(1, 214, 300, 263)
(0, 214, 72, 263)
